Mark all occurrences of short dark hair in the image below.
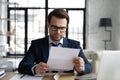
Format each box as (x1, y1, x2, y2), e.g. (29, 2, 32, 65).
(47, 9, 69, 24)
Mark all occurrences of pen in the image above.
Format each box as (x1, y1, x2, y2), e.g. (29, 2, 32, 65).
(20, 74, 25, 78)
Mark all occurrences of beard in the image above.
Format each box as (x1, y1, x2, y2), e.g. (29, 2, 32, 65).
(51, 34, 63, 42)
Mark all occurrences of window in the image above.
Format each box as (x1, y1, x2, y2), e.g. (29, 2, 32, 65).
(9, 0, 45, 7)
(48, 0, 85, 8)
(27, 9, 45, 48)
(8, 0, 86, 55)
(68, 10, 84, 45)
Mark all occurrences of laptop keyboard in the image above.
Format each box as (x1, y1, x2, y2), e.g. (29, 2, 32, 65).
(75, 75, 97, 80)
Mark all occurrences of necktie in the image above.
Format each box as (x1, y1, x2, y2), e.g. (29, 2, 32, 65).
(51, 43, 60, 47)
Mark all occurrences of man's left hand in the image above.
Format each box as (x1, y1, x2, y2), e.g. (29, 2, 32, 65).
(73, 57, 85, 72)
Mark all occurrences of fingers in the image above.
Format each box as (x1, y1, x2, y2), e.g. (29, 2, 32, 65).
(73, 57, 85, 72)
(73, 57, 84, 65)
(35, 62, 49, 75)
(39, 62, 49, 69)
(75, 66, 84, 72)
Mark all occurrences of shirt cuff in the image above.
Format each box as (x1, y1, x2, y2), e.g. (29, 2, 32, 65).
(31, 64, 37, 75)
(74, 66, 85, 74)
(31, 64, 44, 76)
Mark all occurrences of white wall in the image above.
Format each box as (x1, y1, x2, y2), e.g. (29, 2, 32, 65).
(112, 0, 120, 50)
(86, 0, 120, 50)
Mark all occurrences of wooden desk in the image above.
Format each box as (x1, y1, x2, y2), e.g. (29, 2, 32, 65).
(1, 72, 16, 80)
(1, 72, 96, 80)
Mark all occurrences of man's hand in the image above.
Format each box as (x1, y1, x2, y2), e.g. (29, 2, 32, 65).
(35, 62, 49, 75)
(73, 57, 85, 72)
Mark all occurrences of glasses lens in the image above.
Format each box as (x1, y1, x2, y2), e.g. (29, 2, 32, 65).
(51, 25, 66, 32)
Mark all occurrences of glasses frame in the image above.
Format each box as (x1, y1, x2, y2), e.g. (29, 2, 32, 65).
(50, 25, 67, 32)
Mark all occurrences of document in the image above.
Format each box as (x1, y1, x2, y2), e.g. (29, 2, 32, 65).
(47, 47, 80, 71)
(10, 74, 43, 80)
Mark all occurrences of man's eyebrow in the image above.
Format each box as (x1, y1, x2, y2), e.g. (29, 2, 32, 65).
(51, 25, 66, 28)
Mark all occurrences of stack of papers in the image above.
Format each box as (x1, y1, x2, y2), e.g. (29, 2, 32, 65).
(10, 74, 43, 80)
(0, 69, 6, 79)
(54, 73, 75, 80)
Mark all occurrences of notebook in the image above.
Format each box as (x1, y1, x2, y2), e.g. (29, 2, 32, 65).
(97, 51, 120, 80)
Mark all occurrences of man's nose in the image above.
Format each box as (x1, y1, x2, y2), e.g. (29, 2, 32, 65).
(56, 29, 61, 33)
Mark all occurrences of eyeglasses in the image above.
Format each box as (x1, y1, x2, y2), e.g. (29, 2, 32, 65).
(50, 25, 66, 32)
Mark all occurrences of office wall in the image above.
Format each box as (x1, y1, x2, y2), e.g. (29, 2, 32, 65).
(86, 0, 120, 50)
(112, 0, 120, 50)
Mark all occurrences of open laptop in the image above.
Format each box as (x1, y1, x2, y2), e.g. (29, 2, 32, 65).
(97, 50, 120, 80)
(75, 50, 120, 80)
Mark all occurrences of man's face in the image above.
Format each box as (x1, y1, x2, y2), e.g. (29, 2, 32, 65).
(48, 16, 67, 42)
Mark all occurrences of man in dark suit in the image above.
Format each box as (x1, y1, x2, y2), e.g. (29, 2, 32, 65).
(18, 9, 92, 76)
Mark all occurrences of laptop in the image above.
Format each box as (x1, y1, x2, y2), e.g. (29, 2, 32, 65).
(75, 50, 120, 80)
(97, 51, 120, 80)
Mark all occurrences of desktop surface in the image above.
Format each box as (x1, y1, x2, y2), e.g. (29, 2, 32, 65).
(1, 72, 96, 80)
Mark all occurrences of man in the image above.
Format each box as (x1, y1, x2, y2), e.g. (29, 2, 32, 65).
(18, 9, 92, 76)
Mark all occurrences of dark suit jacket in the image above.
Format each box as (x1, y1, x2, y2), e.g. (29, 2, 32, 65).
(18, 36, 92, 75)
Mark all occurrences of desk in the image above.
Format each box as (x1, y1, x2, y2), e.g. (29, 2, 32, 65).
(1, 72, 96, 80)
(1, 72, 16, 80)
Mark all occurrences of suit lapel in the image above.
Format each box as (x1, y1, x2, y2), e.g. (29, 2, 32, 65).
(42, 37, 49, 63)
(63, 38, 69, 47)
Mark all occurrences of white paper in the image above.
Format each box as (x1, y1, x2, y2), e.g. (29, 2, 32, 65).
(47, 47, 80, 71)
(10, 74, 43, 80)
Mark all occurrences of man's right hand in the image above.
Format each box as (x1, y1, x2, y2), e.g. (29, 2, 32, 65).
(35, 62, 49, 75)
